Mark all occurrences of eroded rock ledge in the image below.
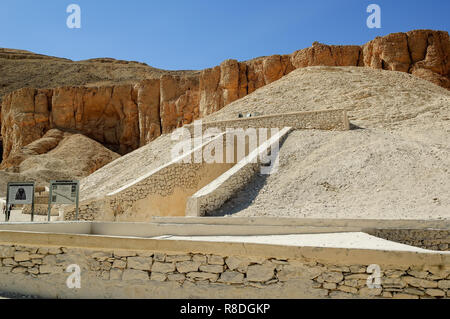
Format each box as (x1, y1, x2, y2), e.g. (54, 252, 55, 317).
(1, 29, 449, 163)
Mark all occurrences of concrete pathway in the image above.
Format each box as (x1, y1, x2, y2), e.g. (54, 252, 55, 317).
(153, 232, 449, 253)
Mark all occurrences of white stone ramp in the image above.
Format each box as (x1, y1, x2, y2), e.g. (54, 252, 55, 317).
(152, 232, 449, 253)
(186, 127, 292, 216)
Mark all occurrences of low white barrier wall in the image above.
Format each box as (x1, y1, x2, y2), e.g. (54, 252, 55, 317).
(186, 127, 292, 217)
(0, 230, 448, 299)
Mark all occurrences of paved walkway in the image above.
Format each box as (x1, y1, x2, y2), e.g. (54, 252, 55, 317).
(153, 232, 449, 253)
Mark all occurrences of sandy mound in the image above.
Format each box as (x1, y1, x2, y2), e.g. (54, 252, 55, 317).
(205, 66, 450, 129)
(19, 133, 120, 177)
(79, 133, 185, 202)
(0, 129, 66, 169)
(201, 67, 450, 219)
(0, 133, 119, 196)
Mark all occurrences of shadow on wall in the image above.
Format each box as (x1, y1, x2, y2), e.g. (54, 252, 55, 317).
(207, 172, 269, 216)
(349, 123, 365, 130)
(206, 135, 289, 217)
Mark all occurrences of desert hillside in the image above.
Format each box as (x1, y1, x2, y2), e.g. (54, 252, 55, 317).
(75, 66, 450, 219)
(206, 66, 450, 129)
(0, 47, 194, 100)
(0, 131, 119, 195)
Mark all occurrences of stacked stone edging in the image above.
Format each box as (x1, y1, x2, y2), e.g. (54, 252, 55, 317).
(185, 109, 349, 135)
(0, 244, 448, 299)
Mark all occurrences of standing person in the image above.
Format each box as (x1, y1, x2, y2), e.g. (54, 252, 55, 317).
(6, 204, 12, 222)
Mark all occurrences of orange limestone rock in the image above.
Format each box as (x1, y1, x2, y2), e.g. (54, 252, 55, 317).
(1, 30, 448, 164)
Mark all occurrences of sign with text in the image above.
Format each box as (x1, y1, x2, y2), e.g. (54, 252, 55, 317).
(48, 180, 80, 221)
(50, 181, 78, 204)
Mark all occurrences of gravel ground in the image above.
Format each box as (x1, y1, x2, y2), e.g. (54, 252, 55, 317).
(210, 126, 450, 220)
(0, 209, 51, 222)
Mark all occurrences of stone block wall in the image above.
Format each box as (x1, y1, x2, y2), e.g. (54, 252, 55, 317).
(64, 134, 234, 221)
(186, 162, 259, 217)
(65, 110, 347, 221)
(0, 244, 448, 299)
(184, 109, 349, 135)
(64, 162, 233, 221)
(368, 229, 450, 251)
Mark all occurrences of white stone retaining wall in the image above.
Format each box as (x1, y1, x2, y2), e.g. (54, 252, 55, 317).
(0, 243, 448, 299)
(186, 127, 292, 217)
(64, 110, 348, 221)
(184, 109, 350, 134)
(64, 134, 234, 221)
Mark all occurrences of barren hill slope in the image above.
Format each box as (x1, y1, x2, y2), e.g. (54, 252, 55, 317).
(207, 67, 450, 220)
(0, 132, 119, 196)
(0, 48, 194, 100)
(79, 133, 186, 202)
(206, 66, 450, 129)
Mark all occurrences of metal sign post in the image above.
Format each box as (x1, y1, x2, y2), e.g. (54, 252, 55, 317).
(6, 182, 35, 222)
(48, 180, 80, 221)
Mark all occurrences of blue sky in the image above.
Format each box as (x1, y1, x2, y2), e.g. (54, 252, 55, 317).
(0, 0, 448, 70)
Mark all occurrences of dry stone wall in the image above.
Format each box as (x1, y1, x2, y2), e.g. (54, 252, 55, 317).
(184, 109, 349, 135)
(0, 244, 448, 299)
(64, 162, 233, 221)
(66, 109, 346, 221)
(367, 229, 450, 251)
(64, 134, 234, 221)
(186, 161, 259, 217)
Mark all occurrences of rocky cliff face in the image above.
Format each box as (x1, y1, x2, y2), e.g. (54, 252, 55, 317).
(1, 30, 449, 164)
(362, 30, 450, 88)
